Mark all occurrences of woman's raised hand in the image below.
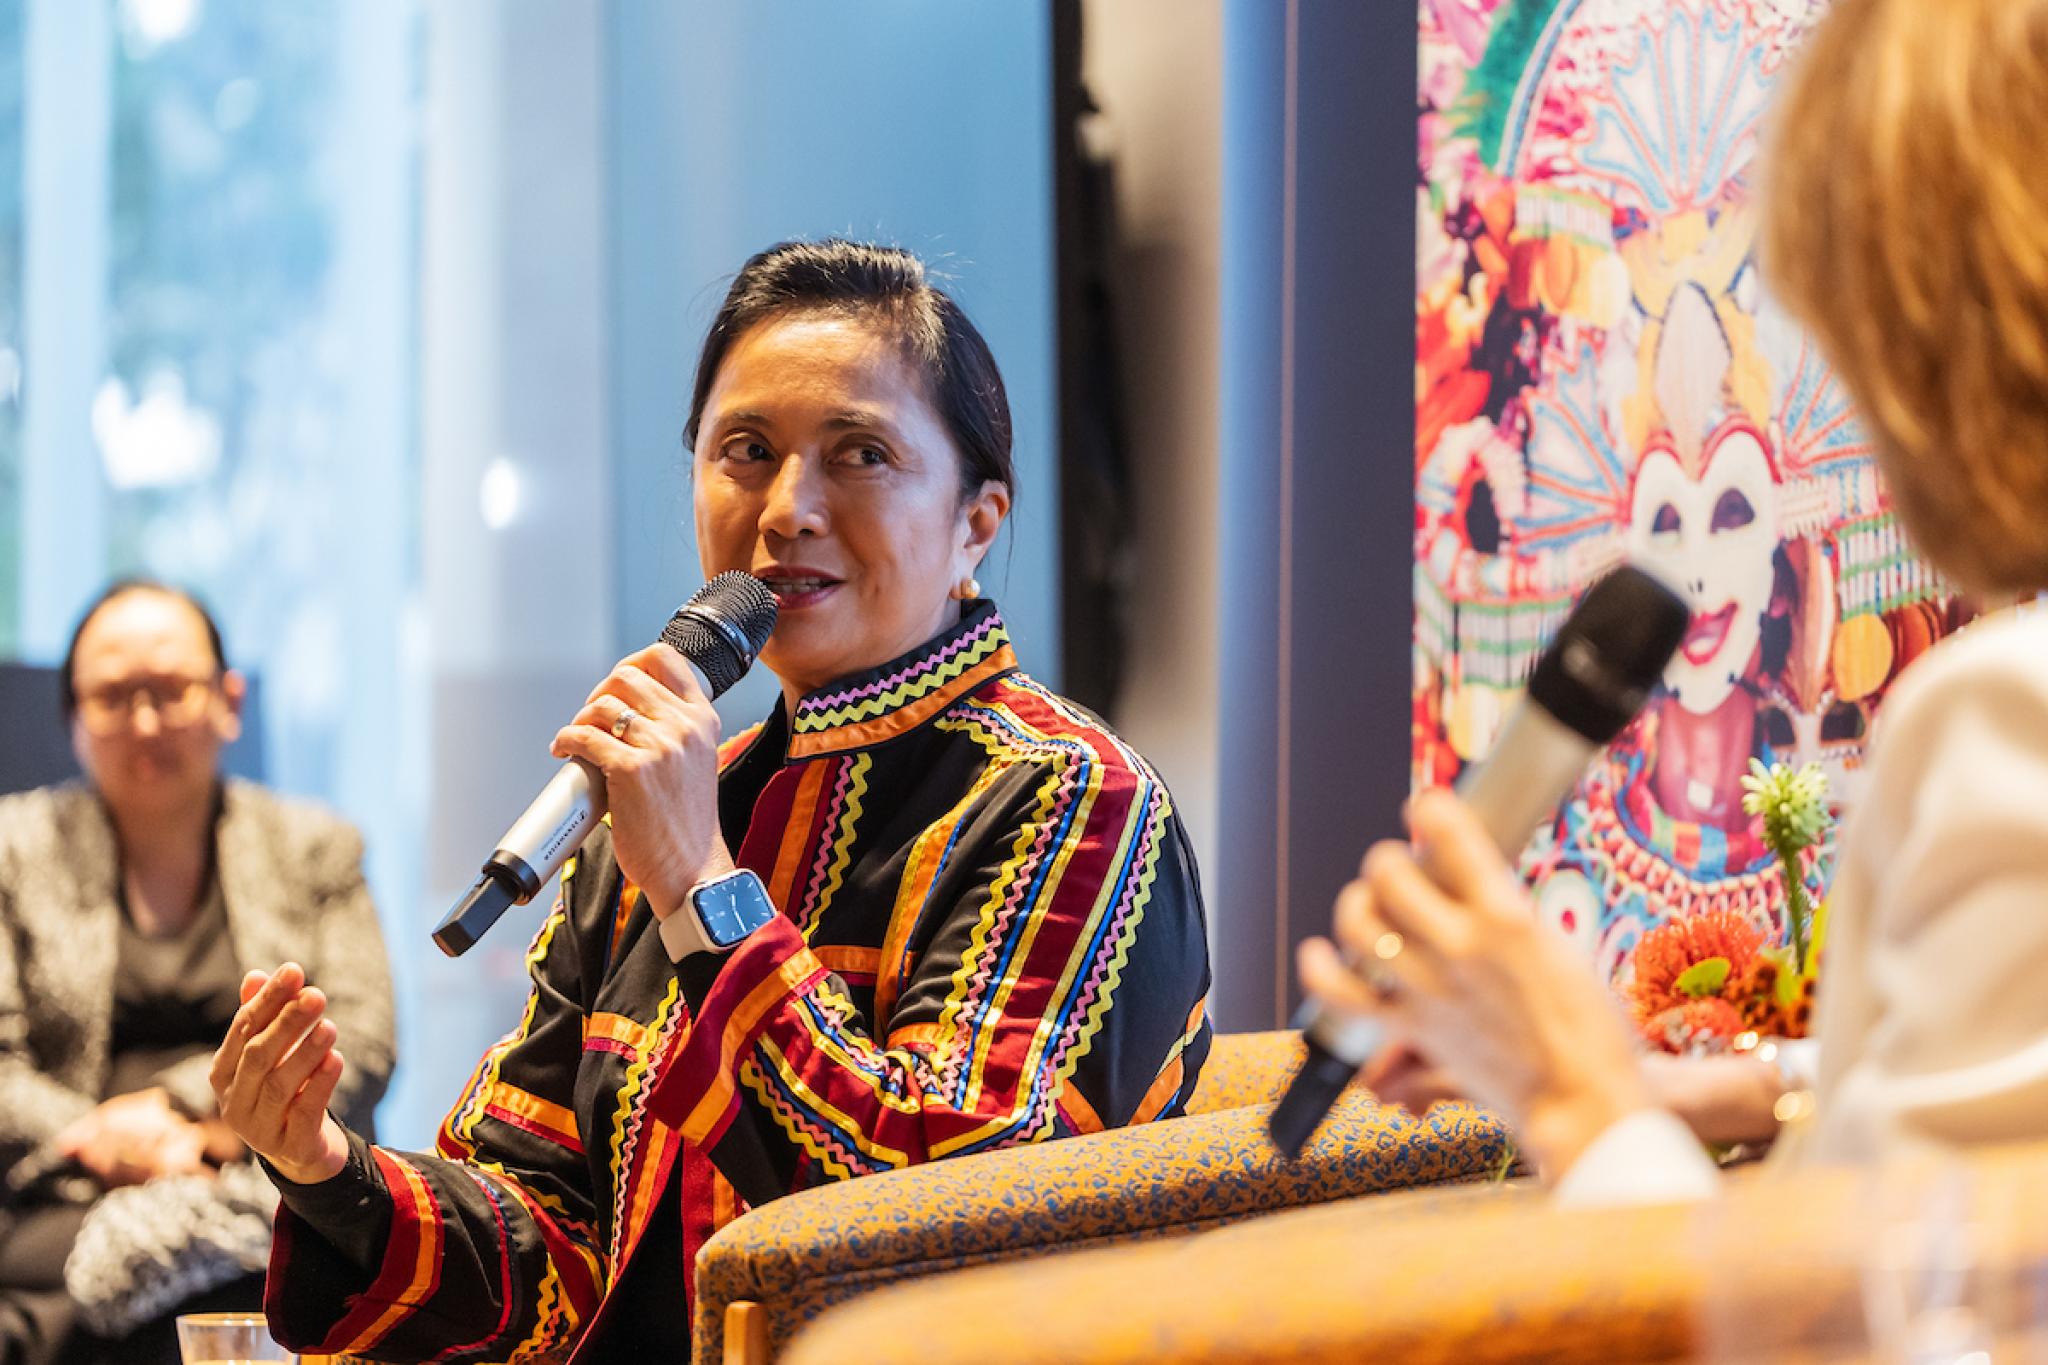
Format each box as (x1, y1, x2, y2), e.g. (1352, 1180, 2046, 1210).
(1297, 788, 1651, 1180)
(209, 963, 350, 1185)
(551, 643, 734, 920)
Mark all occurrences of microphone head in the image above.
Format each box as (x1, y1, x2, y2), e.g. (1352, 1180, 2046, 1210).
(661, 571, 779, 700)
(1524, 564, 1691, 746)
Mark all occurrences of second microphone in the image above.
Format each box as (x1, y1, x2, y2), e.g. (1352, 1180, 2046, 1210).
(1267, 564, 1691, 1158)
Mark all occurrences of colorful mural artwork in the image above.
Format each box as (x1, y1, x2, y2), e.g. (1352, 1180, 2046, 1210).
(1415, 0, 1970, 984)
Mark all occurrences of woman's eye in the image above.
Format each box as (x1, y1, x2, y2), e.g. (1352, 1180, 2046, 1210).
(1651, 503, 1681, 536)
(720, 438, 773, 464)
(836, 445, 888, 469)
(1710, 489, 1755, 532)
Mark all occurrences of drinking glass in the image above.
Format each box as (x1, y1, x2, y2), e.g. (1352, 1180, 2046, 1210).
(174, 1312, 296, 1365)
(1860, 1166, 1996, 1365)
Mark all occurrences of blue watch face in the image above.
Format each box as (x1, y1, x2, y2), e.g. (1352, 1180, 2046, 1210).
(695, 871, 777, 949)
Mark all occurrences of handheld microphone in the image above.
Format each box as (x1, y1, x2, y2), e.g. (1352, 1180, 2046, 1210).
(1267, 564, 1690, 1158)
(431, 571, 779, 957)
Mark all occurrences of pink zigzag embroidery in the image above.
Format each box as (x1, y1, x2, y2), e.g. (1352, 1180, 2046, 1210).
(1045, 789, 1161, 1081)
(750, 1057, 877, 1177)
(935, 748, 1081, 1094)
(606, 997, 687, 1260)
(795, 758, 858, 931)
(798, 615, 1001, 715)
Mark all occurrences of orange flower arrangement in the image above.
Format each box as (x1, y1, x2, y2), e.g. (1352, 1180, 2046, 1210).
(1626, 908, 1821, 1054)
(1629, 910, 1766, 1019)
(1625, 760, 1832, 1055)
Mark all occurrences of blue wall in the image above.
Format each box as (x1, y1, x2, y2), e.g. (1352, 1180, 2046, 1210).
(1214, 0, 1287, 1029)
(606, 2, 1060, 726)
(1213, 0, 1416, 1028)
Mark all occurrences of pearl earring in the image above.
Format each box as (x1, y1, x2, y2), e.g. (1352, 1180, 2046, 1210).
(955, 576, 982, 601)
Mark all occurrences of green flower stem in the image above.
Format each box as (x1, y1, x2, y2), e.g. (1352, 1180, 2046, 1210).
(1773, 841, 1811, 972)
(1740, 758, 1829, 975)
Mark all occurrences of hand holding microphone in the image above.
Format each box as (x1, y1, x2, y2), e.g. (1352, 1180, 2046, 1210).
(1268, 565, 1690, 1158)
(548, 640, 736, 921)
(1296, 791, 1661, 1178)
(432, 572, 777, 956)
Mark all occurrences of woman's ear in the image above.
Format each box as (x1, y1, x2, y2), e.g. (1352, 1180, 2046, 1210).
(215, 669, 248, 745)
(958, 479, 1011, 573)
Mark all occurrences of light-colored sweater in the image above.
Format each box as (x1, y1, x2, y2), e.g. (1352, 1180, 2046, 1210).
(0, 778, 394, 1172)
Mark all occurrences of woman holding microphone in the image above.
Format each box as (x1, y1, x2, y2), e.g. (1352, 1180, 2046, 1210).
(209, 240, 1213, 1359)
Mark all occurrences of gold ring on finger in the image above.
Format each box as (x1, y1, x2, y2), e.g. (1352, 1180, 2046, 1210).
(1364, 932, 1405, 1001)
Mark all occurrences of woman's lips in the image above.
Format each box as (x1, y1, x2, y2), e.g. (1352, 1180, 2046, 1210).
(1682, 602, 1738, 666)
(759, 575, 842, 611)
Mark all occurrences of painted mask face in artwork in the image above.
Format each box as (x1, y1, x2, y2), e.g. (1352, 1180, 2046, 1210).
(1628, 421, 1778, 713)
(1417, 0, 1964, 985)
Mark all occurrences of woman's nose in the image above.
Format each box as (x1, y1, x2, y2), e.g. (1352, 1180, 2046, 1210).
(760, 457, 828, 539)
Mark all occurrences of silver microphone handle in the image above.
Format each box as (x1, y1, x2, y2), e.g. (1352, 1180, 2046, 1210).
(1298, 700, 1597, 1066)
(1447, 702, 1598, 864)
(484, 657, 716, 902)
(490, 760, 605, 900)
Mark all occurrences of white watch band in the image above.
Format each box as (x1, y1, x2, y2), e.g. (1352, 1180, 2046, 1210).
(658, 900, 718, 962)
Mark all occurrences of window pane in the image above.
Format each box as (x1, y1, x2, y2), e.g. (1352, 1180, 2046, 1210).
(100, 0, 417, 811)
(104, 0, 340, 669)
(0, 0, 23, 655)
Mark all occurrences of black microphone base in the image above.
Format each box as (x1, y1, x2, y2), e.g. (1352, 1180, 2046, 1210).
(1268, 1040, 1361, 1160)
(433, 872, 520, 958)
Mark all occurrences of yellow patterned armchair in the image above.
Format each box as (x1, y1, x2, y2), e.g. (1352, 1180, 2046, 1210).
(785, 1143, 2048, 1364)
(695, 1031, 1513, 1363)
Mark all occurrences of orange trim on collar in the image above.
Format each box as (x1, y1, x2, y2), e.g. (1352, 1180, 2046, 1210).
(788, 645, 1017, 759)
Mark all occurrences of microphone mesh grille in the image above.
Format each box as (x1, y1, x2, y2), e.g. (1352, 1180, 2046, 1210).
(659, 571, 779, 701)
(1525, 565, 1690, 743)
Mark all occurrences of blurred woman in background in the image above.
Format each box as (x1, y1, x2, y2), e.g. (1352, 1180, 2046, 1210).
(0, 582, 393, 1364)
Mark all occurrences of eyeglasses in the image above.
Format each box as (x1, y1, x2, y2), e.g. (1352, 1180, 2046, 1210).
(75, 676, 220, 735)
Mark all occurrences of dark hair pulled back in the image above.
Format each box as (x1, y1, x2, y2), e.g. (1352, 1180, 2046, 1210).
(684, 239, 1014, 501)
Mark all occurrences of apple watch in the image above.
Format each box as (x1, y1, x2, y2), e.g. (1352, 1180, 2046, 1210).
(659, 867, 779, 962)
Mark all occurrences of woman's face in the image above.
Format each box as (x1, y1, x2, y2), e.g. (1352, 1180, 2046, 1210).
(692, 313, 1008, 697)
(1627, 423, 1779, 713)
(69, 590, 242, 817)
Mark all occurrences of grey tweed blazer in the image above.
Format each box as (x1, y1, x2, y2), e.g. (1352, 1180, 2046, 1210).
(0, 779, 395, 1176)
